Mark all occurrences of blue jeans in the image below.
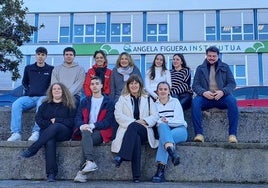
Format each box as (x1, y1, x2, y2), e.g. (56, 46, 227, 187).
(191, 95, 238, 136)
(10, 96, 45, 133)
(155, 123, 187, 164)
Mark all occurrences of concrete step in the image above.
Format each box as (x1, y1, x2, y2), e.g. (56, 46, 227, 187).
(0, 141, 267, 183)
(0, 180, 267, 188)
(1, 107, 268, 143)
(0, 107, 267, 183)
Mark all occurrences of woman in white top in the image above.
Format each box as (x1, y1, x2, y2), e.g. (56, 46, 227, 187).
(145, 54, 171, 101)
(151, 81, 188, 183)
(111, 74, 158, 183)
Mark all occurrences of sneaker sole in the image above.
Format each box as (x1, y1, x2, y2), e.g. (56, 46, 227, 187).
(74, 179, 87, 183)
(81, 167, 98, 173)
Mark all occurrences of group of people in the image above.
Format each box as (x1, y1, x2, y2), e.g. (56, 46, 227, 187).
(7, 45, 239, 183)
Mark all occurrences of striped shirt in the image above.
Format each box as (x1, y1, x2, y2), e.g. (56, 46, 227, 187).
(170, 67, 192, 95)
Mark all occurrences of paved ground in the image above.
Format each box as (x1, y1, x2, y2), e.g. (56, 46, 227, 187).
(0, 180, 267, 188)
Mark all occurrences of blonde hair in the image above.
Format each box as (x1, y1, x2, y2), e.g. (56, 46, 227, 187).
(115, 52, 135, 68)
(45, 82, 76, 109)
(121, 74, 147, 97)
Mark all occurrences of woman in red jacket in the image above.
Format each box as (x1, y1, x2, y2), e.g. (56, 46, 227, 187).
(83, 50, 112, 96)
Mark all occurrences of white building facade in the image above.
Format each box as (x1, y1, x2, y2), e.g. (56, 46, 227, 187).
(1, 0, 268, 90)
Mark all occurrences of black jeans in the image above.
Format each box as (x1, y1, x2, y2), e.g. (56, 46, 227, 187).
(28, 123, 72, 175)
(172, 92, 193, 110)
(118, 122, 148, 179)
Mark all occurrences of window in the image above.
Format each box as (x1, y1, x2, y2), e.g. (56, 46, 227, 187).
(229, 65, 246, 86)
(206, 26, 216, 41)
(244, 24, 254, 40)
(220, 10, 254, 41)
(147, 24, 168, 42)
(257, 9, 268, 40)
(220, 25, 250, 41)
(74, 25, 84, 43)
(111, 23, 131, 42)
(258, 24, 268, 40)
(96, 23, 106, 42)
(221, 26, 232, 41)
(60, 27, 70, 43)
(71, 23, 106, 43)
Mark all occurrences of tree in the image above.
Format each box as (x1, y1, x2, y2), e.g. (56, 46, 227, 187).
(0, 0, 36, 81)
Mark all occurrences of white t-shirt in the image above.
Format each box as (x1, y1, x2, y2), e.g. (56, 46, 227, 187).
(89, 96, 104, 123)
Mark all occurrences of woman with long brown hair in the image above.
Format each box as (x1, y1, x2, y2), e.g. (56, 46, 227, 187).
(21, 82, 76, 182)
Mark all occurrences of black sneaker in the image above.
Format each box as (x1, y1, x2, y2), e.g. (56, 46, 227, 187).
(47, 174, 56, 182)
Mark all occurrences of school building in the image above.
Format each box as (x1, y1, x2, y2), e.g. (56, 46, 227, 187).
(1, 0, 268, 90)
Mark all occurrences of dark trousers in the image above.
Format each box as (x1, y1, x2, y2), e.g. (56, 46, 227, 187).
(28, 123, 72, 175)
(118, 122, 148, 179)
(172, 92, 192, 110)
(81, 130, 103, 162)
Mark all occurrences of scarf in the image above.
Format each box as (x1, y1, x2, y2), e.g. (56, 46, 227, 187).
(95, 67, 107, 85)
(117, 66, 134, 81)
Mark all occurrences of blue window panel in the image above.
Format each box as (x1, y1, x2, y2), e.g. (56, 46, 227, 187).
(86, 24, 94, 35)
(158, 36, 168, 41)
(221, 27, 231, 33)
(232, 34, 242, 40)
(236, 65, 245, 77)
(244, 24, 253, 33)
(206, 35, 216, 41)
(122, 36, 131, 42)
(96, 36, 106, 42)
(74, 25, 84, 35)
(259, 24, 268, 32)
(59, 37, 69, 43)
(232, 26, 241, 33)
(147, 24, 157, 34)
(74, 37, 83, 43)
(60, 27, 69, 36)
(259, 34, 268, 40)
(111, 24, 120, 35)
(159, 24, 167, 34)
(147, 36, 157, 42)
(244, 34, 253, 40)
(206, 26, 216, 34)
(221, 35, 231, 40)
(123, 23, 131, 35)
(111, 36, 120, 42)
(236, 79, 246, 86)
(85, 37, 94, 43)
(96, 23, 106, 35)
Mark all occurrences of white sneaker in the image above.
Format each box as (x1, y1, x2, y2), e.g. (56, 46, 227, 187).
(7, 133, 21, 141)
(81, 160, 98, 173)
(28, 131, 39, 141)
(74, 171, 87, 183)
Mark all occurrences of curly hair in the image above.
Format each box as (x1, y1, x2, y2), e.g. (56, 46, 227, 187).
(45, 82, 76, 109)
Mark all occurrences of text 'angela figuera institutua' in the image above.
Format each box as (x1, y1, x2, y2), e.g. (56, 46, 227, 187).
(1, 0, 268, 90)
